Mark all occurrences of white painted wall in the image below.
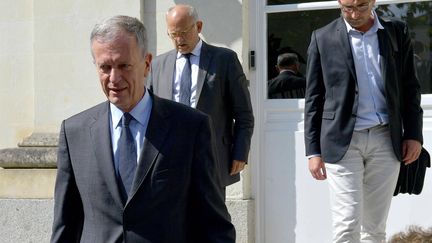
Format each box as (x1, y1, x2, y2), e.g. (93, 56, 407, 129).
(0, 0, 34, 148)
(32, 0, 142, 133)
(0, 0, 143, 148)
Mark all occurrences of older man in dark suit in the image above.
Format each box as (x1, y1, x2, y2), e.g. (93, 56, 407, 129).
(149, 4, 254, 192)
(304, 0, 423, 242)
(268, 52, 306, 99)
(50, 15, 235, 243)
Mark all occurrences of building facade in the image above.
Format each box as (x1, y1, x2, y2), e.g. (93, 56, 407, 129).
(0, 0, 431, 242)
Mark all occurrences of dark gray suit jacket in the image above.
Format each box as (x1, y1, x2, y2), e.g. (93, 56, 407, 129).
(268, 70, 306, 98)
(51, 93, 235, 243)
(149, 41, 254, 186)
(304, 17, 423, 163)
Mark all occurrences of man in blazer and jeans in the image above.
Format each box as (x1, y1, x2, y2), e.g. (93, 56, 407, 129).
(51, 15, 235, 243)
(304, 0, 423, 242)
(149, 4, 254, 194)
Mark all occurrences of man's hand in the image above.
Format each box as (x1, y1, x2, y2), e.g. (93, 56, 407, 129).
(230, 160, 246, 175)
(309, 156, 327, 180)
(402, 139, 422, 165)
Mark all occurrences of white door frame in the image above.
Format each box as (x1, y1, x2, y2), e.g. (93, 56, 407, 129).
(250, 0, 432, 242)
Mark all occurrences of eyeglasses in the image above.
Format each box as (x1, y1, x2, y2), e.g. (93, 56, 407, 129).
(167, 24, 196, 39)
(340, 2, 371, 13)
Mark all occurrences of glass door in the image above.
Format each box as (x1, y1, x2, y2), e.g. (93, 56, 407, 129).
(252, 1, 432, 242)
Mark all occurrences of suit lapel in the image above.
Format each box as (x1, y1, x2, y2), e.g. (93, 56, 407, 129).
(336, 18, 357, 83)
(127, 94, 170, 204)
(89, 102, 124, 207)
(196, 41, 212, 106)
(377, 19, 397, 87)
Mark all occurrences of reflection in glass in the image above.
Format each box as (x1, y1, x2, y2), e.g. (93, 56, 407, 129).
(376, 2, 432, 94)
(267, 0, 333, 5)
(267, 9, 339, 99)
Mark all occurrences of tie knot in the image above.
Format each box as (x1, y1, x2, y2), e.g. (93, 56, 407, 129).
(183, 53, 192, 60)
(122, 113, 133, 127)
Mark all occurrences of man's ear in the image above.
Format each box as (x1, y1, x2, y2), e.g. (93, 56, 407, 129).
(144, 53, 153, 77)
(196, 21, 203, 34)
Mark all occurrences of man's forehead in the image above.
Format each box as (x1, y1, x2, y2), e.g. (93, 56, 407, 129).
(339, 0, 370, 5)
(167, 15, 193, 27)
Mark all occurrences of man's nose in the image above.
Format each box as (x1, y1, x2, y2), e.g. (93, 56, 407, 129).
(109, 68, 122, 83)
(350, 11, 361, 19)
(173, 35, 186, 42)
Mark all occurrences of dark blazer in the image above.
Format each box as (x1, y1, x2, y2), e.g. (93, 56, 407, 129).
(51, 93, 235, 243)
(149, 41, 254, 186)
(268, 70, 306, 98)
(304, 17, 423, 163)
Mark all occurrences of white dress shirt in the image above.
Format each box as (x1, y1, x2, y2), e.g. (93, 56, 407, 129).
(173, 39, 202, 108)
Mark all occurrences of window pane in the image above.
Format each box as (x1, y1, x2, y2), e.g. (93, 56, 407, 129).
(267, 9, 340, 99)
(267, 2, 432, 99)
(376, 2, 432, 94)
(267, 0, 333, 5)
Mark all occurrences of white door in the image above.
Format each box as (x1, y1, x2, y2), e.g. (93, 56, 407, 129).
(249, 1, 432, 242)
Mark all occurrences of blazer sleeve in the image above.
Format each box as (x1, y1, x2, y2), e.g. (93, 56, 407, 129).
(226, 51, 255, 162)
(51, 121, 84, 243)
(304, 30, 325, 156)
(190, 116, 236, 242)
(398, 21, 423, 143)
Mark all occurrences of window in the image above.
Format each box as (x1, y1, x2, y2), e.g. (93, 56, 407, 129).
(267, 1, 432, 98)
(377, 2, 432, 94)
(267, 0, 333, 5)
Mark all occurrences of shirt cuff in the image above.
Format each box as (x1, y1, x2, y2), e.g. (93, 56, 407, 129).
(307, 154, 321, 159)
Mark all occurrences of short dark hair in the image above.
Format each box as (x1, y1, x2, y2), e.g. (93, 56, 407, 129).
(277, 53, 299, 68)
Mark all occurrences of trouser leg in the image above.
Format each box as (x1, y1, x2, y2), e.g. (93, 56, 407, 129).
(326, 125, 400, 243)
(326, 131, 366, 243)
(361, 126, 400, 243)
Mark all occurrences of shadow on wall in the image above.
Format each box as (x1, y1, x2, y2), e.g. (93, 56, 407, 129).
(175, 0, 242, 46)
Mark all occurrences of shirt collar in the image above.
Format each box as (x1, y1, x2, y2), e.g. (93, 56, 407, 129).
(176, 39, 202, 59)
(110, 89, 152, 128)
(280, 69, 296, 74)
(344, 10, 384, 34)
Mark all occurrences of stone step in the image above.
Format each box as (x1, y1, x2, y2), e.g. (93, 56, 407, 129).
(0, 133, 58, 168)
(18, 133, 58, 147)
(0, 147, 57, 168)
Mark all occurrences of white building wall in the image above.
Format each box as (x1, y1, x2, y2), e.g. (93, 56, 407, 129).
(4, 0, 431, 242)
(0, 0, 143, 147)
(0, 0, 34, 148)
(32, 0, 142, 133)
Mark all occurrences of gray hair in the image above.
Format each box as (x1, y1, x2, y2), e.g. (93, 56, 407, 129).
(166, 4, 199, 22)
(90, 15, 148, 58)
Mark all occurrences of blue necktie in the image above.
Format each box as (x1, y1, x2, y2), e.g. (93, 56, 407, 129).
(179, 53, 192, 106)
(118, 112, 137, 199)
